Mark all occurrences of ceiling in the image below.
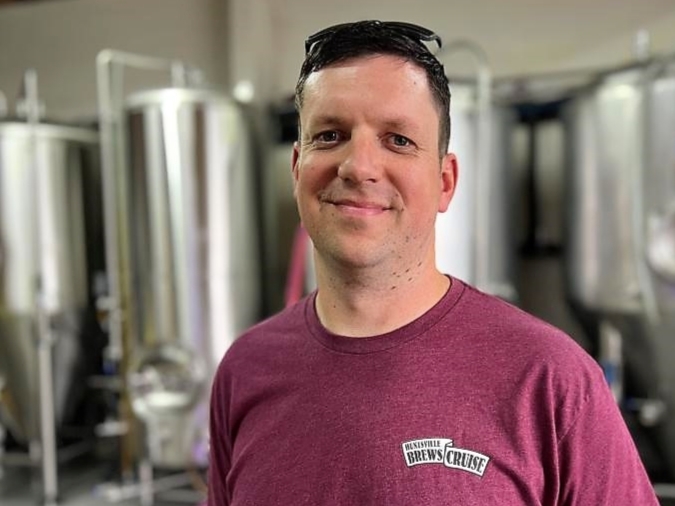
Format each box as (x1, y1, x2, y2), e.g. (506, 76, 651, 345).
(263, 0, 675, 81)
(0, 0, 42, 5)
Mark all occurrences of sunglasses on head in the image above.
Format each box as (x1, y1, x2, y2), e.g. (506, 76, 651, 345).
(304, 20, 443, 56)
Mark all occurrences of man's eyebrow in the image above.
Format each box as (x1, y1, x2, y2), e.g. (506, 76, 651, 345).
(308, 116, 419, 130)
(306, 115, 345, 128)
(380, 117, 421, 134)
(301, 115, 423, 138)
(382, 118, 410, 130)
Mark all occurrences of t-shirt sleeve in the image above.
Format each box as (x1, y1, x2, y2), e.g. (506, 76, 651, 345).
(556, 369, 659, 505)
(207, 362, 232, 506)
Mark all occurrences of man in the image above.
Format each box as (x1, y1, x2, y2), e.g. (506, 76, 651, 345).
(208, 20, 658, 505)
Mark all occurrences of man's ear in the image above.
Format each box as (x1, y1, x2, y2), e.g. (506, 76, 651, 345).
(438, 152, 458, 213)
(291, 141, 300, 197)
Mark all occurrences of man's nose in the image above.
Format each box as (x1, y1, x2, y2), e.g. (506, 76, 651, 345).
(337, 136, 381, 183)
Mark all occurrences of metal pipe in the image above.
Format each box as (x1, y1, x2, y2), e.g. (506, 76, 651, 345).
(598, 319, 624, 402)
(36, 300, 58, 506)
(633, 29, 651, 63)
(0, 414, 5, 480)
(0, 90, 7, 117)
(96, 53, 123, 365)
(95, 47, 198, 491)
(528, 119, 539, 249)
(0, 87, 6, 480)
(171, 62, 188, 87)
(655, 483, 675, 499)
(437, 39, 493, 293)
(633, 56, 665, 327)
(23, 70, 41, 124)
(24, 69, 59, 506)
(491, 47, 675, 87)
(139, 459, 154, 506)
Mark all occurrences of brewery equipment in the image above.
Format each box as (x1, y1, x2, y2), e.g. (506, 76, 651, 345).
(429, 39, 516, 300)
(95, 51, 261, 504)
(563, 51, 675, 480)
(435, 78, 516, 300)
(0, 70, 105, 504)
(123, 86, 260, 467)
(564, 65, 652, 316)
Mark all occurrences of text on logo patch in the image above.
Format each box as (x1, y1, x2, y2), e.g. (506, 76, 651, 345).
(401, 438, 490, 477)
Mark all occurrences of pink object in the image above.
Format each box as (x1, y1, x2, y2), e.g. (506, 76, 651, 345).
(284, 224, 310, 307)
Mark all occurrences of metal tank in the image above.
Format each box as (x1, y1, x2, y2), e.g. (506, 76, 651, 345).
(645, 57, 675, 308)
(564, 66, 649, 314)
(564, 57, 675, 325)
(435, 39, 517, 301)
(564, 55, 675, 317)
(645, 56, 675, 485)
(118, 88, 260, 468)
(0, 120, 103, 444)
(563, 54, 675, 480)
(435, 83, 516, 300)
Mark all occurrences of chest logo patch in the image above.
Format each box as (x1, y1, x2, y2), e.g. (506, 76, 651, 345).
(401, 438, 491, 477)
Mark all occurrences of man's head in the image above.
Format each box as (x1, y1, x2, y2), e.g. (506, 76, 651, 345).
(295, 20, 451, 157)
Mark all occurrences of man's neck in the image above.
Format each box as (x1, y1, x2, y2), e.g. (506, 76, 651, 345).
(313, 265, 450, 338)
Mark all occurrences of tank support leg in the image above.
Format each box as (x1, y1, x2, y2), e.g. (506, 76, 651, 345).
(139, 458, 154, 506)
(37, 312, 58, 506)
(0, 421, 5, 480)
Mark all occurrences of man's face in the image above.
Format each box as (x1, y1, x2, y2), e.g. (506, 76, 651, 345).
(292, 54, 457, 273)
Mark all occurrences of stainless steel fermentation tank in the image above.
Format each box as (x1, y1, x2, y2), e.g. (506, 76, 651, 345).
(0, 123, 103, 442)
(564, 59, 675, 321)
(436, 83, 516, 300)
(122, 88, 260, 468)
(95, 53, 262, 474)
(434, 39, 516, 300)
(0, 76, 105, 506)
(565, 67, 650, 315)
(564, 54, 675, 480)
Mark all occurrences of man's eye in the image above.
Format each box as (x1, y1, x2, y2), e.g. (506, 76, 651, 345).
(315, 131, 340, 143)
(390, 134, 412, 147)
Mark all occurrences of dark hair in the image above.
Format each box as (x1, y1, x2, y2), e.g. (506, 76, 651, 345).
(295, 20, 451, 156)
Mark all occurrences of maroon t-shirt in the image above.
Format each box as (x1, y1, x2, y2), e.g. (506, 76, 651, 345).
(208, 278, 658, 505)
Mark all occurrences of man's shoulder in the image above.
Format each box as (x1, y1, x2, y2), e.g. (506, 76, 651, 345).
(220, 297, 310, 367)
(456, 283, 568, 338)
(454, 282, 597, 373)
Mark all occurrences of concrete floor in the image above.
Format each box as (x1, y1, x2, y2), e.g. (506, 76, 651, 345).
(0, 459, 207, 506)
(657, 484, 675, 506)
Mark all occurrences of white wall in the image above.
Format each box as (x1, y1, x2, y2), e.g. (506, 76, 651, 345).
(229, 0, 675, 102)
(3, 0, 673, 120)
(0, 0, 229, 122)
(558, 9, 675, 70)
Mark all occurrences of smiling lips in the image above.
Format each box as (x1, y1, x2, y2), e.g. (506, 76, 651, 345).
(333, 198, 389, 209)
(327, 198, 392, 215)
